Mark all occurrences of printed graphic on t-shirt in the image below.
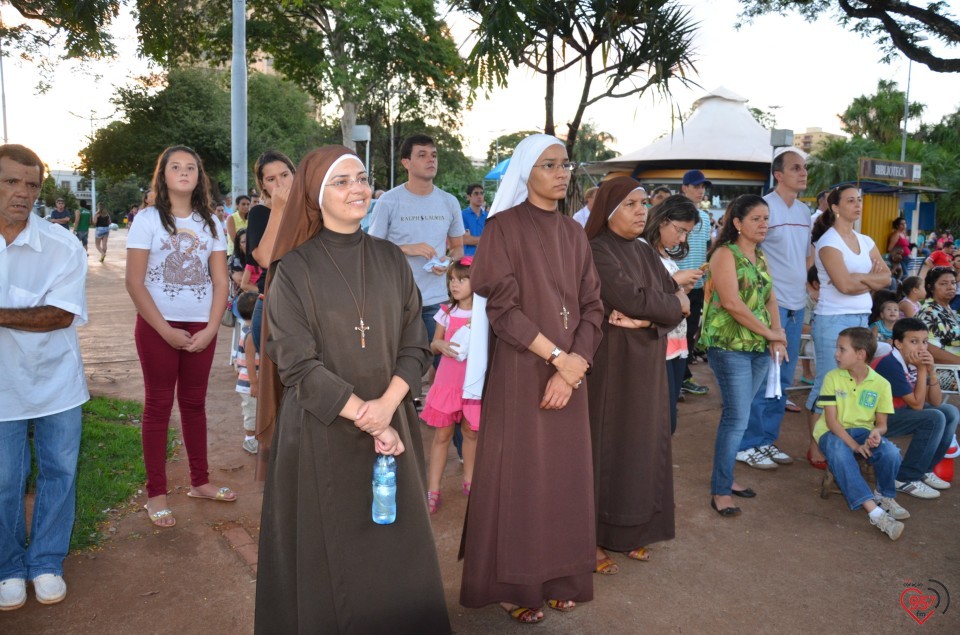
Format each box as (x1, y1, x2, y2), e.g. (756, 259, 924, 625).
(859, 390, 878, 408)
(147, 229, 210, 300)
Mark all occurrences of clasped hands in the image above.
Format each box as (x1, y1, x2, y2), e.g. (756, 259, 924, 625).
(854, 428, 883, 459)
(540, 351, 589, 411)
(354, 397, 405, 456)
(164, 326, 217, 353)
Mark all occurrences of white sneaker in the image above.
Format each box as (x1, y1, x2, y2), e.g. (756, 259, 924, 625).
(760, 444, 794, 465)
(32, 574, 66, 605)
(874, 491, 910, 520)
(0, 578, 26, 611)
(871, 512, 904, 541)
(736, 448, 778, 470)
(922, 471, 951, 490)
(242, 437, 259, 455)
(896, 479, 941, 499)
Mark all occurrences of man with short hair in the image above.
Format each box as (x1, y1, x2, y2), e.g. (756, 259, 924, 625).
(223, 194, 234, 216)
(73, 204, 92, 253)
(571, 186, 598, 228)
(649, 186, 672, 207)
(737, 149, 810, 469)
(919, 241, 955, 279)
(462, 183, 487, 256)
(811, 190, 828, 224)
(48, 198, 72, 230)
(676, 170, 711, 396)
(370, 133, 465, 351)
(0, 144, 89, 610)
(226, 195, 251, 257)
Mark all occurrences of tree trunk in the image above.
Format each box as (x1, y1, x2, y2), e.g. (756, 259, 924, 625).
(340, 99, 357, 151)
(544, 31, 555, 136)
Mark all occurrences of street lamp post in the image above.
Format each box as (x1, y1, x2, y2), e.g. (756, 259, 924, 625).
(900, 59, 913, 163)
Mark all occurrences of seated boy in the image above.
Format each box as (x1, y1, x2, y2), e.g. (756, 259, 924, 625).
(813, 327, 908, 540)
(871, 317, 957, 499)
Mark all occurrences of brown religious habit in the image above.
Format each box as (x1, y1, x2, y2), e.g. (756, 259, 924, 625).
(459, 201, 604, 609)
(254, 147, 450, 634)
(588, 182, 685, 551)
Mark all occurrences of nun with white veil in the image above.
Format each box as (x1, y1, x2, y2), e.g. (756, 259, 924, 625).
(458, 134, 604, 624)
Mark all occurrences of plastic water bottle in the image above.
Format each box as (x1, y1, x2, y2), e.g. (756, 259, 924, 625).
(372, 455, 397, 524)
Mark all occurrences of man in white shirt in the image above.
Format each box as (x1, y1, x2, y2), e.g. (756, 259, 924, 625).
(571, 186, 598, 228)
(737, 148, 810, 470)
(0, 145, 89, 610)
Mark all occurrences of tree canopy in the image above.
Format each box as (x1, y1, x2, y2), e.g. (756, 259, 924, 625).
(736, 1, 960, 72)
(838, 79, 925, 144)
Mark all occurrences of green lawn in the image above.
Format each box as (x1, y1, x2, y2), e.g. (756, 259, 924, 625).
(27, 397, 175, 551)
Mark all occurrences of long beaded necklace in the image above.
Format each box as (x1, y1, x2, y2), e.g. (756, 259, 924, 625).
(527, 206, 570, 329)
(317, 236, 369, 348)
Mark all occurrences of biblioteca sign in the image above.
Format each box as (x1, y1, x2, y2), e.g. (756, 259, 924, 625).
(859, 157, 922, 183)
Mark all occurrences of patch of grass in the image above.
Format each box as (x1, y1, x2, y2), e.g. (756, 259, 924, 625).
(27, 397, 176, 551)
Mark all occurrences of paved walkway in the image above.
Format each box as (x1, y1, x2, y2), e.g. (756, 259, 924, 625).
(3, 230, 957, 633)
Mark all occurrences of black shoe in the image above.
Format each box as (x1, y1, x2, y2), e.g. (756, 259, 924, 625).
(731, 488, 756, 498)
(710, 498, 741, 517)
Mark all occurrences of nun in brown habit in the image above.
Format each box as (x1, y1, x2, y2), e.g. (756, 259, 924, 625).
(584, 177, 686, 574)
(254, 146, 450, 634)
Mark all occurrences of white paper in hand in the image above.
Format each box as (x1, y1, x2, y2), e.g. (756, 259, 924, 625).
(765, 351, 782, 399)
(449, 322, 470, 362)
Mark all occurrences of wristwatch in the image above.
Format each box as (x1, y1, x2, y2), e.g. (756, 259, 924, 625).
(546, 347, 563, 365)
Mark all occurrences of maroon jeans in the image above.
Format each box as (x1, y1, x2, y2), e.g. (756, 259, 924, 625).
(135, 315, 217, 498)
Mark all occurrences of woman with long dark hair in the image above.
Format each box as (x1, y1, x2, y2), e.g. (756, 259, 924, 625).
(125, 146, 234, 528)
(701, 195, 787, 516)
(806, 186, 891, 465)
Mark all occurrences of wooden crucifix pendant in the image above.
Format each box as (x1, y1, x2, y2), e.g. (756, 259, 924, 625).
(355, 318, 370, 348)
(560, 305, 570, 330)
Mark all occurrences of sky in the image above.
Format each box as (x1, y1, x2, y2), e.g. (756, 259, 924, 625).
(2, 1, 959, 171)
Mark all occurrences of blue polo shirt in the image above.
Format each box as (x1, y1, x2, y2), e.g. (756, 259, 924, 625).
(461, 206, 487, 256)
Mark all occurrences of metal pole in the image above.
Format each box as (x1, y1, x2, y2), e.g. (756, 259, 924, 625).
(389, 101, 395, 189)
(0, 39, 8, 144)
(231, 0, 248, 200)
(89, 112, 97, 214)
(900, 59, 912, 163)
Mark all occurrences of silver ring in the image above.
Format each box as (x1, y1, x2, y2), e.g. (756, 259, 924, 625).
(576, 380, 583, 387)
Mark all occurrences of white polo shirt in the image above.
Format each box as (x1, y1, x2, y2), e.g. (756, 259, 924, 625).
(1, 213, 89, 421)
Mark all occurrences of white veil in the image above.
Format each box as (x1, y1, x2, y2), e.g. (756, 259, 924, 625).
(463, 134, 565, 399)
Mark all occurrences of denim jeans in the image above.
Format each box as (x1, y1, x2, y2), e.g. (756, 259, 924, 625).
(251, 296, 264, 353)
(682, 287, 704, 381)
(708, 349, 770, 495)
(742, 305, 803, 450)
(886, 403, 960, 482)
(818, 428, 901, 510)
(666, 356, 686, 435)
(805, 313, 869, 411)
(0, 406, 83, 580)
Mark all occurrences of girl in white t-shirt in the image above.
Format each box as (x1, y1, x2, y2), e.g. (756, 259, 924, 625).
(806, 185, 891, 464)
(126, 145, 233, 528)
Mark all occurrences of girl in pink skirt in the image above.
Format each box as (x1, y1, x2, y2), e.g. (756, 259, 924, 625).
(422, 257, 481, 514)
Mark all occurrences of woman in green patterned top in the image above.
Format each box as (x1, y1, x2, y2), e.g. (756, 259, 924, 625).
(702, 195, 787, 517)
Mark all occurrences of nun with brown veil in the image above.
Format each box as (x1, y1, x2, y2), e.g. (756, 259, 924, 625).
(254, 146, 450, 634)
(584, 177, 688, 575)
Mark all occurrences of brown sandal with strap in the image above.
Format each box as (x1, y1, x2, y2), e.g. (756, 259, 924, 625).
(502, 604, 543, 624)
(546, 599, 576, 612)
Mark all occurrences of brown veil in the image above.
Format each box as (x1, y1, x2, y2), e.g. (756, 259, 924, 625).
(255, 145, 358, 479)
(584, 176, 645, 240)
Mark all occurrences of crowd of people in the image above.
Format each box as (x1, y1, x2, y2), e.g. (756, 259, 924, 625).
(1, 135, 957, 630)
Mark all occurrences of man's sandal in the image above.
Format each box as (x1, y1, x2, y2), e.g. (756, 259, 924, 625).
(546, 599, 576, 612)
(144, 505, 176, 528)
(503, 605, 543, 624)
(186, 487, 237, 502)
(595, 557, 619, 575)
(626, 547, 650, 561)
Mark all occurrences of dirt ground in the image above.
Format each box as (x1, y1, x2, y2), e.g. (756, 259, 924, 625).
(3, 231, 957, 634)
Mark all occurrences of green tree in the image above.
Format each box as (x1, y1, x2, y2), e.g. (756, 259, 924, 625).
(96, 176, 143, 221)
(40, 176, 79, 210)
(736, 1, 960, 72)
(565, 122, 617, 162)
(78, 68, 333, 192)
(749, 107, 776, 129)
(839, 79, 925, 144)
(456, 0, 698, 174)
(486, 131, 542, 166)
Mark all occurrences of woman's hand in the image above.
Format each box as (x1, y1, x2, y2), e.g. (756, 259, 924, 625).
(555, 352, 588, 387)
(184, 326, 219, 353)
(374, 426, 405, 456)
(765, 327, 787, 345)
(354, 397, 398, 437)
(271, 181, 290, 212)
(540, 372, 574, 410)
(433, 340, 460, 358)
(163, 326, 193, 349)
(871, 257, 887, 274)
(608, 310, 650, 329)
(673, 268, 703, 288)
(676, 290, 691, 316)
(769, 340, 788, 363)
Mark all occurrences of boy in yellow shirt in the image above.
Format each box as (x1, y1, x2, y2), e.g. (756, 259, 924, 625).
(814, 327, 907, 540)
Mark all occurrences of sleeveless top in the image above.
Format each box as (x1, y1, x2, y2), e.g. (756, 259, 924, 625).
(700, 244, 772, 353)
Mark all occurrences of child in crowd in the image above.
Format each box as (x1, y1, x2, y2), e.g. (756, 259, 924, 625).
(898, 276, 925, 318)
(240, 256, 262, 294)
(422, 257, 481, 514)
(235, 291, 260, 455)
(870, 296, 899, 344)
(813, 327, 907, 540)
(801, 265, 819, 385)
